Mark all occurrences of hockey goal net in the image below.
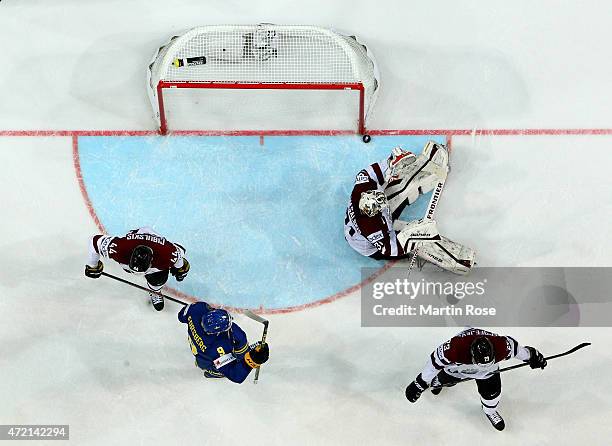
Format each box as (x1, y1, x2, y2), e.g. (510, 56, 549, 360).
(147, 24, 380, 136)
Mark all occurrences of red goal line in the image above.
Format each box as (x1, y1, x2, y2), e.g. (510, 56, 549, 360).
(0, 128, 611, 137)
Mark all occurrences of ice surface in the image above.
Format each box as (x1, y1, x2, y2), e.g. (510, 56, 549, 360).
(76, 134, 446, 310)
(1, 1, 611, 445)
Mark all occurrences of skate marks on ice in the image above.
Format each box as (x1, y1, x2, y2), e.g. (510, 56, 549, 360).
(76, 134, 446, 311)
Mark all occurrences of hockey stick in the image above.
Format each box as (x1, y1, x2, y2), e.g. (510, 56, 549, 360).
(100, 271, 188, 306)
(443, 343, 591, 387)
(243, 310, 269, 384)
(495, 342, 591, 375)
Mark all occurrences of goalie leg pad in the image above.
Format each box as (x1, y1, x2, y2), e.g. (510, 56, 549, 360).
(386, 181, 420, 215)
(395, 219, 441, 253)
(385, 142, 450, 216)
(421, 140, 449, 171)
(416, 236, 475, 275)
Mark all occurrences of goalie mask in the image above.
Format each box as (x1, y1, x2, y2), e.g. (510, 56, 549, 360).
(359, 190, 388, 217)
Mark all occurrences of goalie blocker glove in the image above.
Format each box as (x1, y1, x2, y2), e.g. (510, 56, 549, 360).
(405, 374, 429, 402)
(85, 260, 104, 279)
(244, 343, 270, 369)
(171, 258, 190, 282)
(525, 346, 547, 369)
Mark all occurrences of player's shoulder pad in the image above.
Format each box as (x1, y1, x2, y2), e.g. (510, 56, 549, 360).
(230, 324, 249, 352)
(230, 322, 247, 338)
(179, 301, 209, 318)
(438, 340, 453, 362)
(193, 301, 212, 313)
(457, 327, 496, 338)
(502, 335, 519, 359)
(96, 234, 116, 258)
(177, 304, 189, 323)
(170, 245, 185, 265)
(91, 234, 104, 252)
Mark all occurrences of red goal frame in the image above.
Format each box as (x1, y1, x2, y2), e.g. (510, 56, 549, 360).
(156, 81, 366, 135)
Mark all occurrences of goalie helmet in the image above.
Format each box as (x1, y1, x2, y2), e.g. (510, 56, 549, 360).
(202, 309, 233, 335)
(129, 245, 153, 272)
(470, 337, 495, 365)
(359, 190, 388, 217)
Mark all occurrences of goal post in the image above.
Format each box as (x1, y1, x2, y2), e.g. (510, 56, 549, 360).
(147, 24, 380, 138)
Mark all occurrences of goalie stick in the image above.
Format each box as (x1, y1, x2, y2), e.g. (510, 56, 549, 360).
(243, 310, 269, 384)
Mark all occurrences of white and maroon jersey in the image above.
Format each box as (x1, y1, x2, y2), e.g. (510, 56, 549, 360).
(344, 160, 407, 258)
(420, 328, 531, 383)
(87, 227, 185, 275)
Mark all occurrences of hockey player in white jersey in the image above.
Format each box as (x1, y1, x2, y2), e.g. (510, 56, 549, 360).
(344, 141, 475, 274)
(405, 328, 547, 431)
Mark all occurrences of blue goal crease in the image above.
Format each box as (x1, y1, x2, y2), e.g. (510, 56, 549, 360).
(78, 134, 446, 310)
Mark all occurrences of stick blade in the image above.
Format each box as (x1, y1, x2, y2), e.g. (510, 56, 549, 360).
(243, 309, 269, 325)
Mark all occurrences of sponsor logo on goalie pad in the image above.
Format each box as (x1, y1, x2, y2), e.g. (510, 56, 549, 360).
(426, 182, 444, 220)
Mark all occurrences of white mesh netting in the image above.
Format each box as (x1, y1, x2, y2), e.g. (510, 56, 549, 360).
(147, 24, 380, 133)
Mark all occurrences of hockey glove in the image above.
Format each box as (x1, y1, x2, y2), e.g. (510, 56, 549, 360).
(405, 374, 429, 403)
(526, 346, 547, 369)
(85, 260, 104, 279)
(244, 343, 269, 369)
(171, 258, 190, 282)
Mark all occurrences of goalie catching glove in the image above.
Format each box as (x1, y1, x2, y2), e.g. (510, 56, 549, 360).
(85, 260, 104, 279)
(244, 342, 270, 369)
(171, 258, 190, 281)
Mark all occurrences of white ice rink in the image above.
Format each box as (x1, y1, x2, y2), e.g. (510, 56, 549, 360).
(1, 1, 612, 445)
